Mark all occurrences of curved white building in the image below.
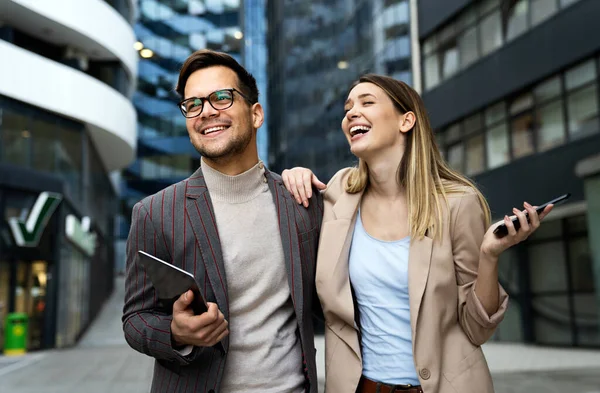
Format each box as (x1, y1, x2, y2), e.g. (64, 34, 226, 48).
(0, 0, 138, 171)
(0, 0, 138, 350)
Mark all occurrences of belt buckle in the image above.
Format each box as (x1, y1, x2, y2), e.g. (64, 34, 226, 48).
(391, 383, 412, 392)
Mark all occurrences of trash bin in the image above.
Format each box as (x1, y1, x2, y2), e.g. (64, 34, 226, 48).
(3, 312, 28, 356)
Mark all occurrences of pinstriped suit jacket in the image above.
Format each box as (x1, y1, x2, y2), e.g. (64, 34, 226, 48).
(122, 165, 324, 393)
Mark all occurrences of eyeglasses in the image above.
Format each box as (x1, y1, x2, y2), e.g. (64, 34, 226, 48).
(178, 88, 252, 118)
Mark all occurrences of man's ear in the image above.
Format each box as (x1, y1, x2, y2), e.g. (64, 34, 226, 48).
(399, 111, 416, 133)
(252, 102, 264, 129)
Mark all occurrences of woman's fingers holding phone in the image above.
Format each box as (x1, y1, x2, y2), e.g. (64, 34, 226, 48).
(523, 202, 540, 229)
(538, 204, 554, 221)
(504, 215, 517, 238)
(512, 207, 530, 234)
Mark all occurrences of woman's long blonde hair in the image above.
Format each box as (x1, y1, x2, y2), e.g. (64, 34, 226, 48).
(345, 74, 491, 241)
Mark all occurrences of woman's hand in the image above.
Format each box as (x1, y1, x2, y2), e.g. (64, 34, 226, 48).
(281, 167, 326, 207)
(481, 202, 554, 260)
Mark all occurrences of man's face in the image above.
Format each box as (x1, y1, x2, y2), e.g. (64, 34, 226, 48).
(183, 66, 262, 161)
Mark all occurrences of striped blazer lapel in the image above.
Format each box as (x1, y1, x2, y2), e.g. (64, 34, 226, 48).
(184, 167, 229, 352)
(266, 171, 304, 327)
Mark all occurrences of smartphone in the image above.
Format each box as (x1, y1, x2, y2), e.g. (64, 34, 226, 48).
(493, 193, 571, 238)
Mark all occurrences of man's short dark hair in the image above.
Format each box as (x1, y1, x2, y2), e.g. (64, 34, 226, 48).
(176, 49, 259, 104)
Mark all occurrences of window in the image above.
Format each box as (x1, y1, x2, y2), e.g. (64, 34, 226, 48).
(533, 76, 562, 102)
(421, 0, 586, 91)
(531, 0, 558, 26)
(565, 60, 596, 91)
(441, 43, 460, 79)
(437, 54, 599, 175)
(32, 118, 59, 173)
(529, 241, 568, 292)
(536, 99, 565, 151)
(533, 296, 572, 345)
(480, 10, 503, 56)
(447, 143, 464, 172)
(505, 0, 529, 42)
(486, 122, 509, 168)
(509, 93, 534, 115)
(465, 134, 485, 175)
(569, 237, 594, 292)
(458, 27, 478, 68)
(446, 123, 462, 143)
(424, 54, 440, 90)
(567, 84, 599, 138)
(485, 102, 506, 126)
(565, 61, 599, 138)
(511, 113, 535, 158)
(463, 113, 483, 135)
(1, 108, 31, 167)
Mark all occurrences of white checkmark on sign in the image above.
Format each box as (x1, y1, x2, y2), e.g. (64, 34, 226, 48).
(8, 192, 63, 247)
(66, 215, 97, 256)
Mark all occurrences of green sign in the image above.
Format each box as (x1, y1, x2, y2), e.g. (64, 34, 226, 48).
(8, 192, 63, 247)
(65, 215, 97, 257)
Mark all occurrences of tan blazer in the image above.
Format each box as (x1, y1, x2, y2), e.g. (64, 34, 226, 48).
(316, 168, 509, 393)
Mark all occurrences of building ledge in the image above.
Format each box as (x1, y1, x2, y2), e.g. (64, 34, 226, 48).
(575, 153, 600, 178)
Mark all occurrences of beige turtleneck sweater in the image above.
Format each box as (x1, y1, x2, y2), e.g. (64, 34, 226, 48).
(201, 158, 304, 393)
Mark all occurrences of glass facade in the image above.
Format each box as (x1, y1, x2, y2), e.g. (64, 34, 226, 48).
(437, 53, 600, 176)
(421, 0, 600, 348)
(422, 0, 583, 91)
(267, 0, 413, 179)
(104, 0, 134, 23)
(122, 0, 244, 225)
(0, 95, 116, 350)
(493, 214, 598, 347)
(243, 0, 269, 161)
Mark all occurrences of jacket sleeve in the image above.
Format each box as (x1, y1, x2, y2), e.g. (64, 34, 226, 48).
(122, 201, 203, 364)
(452, 191, 509, 346)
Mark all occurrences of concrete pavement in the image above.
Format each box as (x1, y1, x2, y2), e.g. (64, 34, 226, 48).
(1, 277, 599, 392)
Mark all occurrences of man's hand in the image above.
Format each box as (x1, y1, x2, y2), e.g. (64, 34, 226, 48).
(171, 290, 229, 348)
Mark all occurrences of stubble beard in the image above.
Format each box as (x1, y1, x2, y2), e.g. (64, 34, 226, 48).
(192, 126, 253, 164)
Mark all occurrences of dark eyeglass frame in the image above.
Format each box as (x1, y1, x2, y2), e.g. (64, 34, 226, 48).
(178, 88, 252, 118)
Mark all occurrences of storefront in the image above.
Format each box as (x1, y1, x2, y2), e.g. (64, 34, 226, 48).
(0, 94, 117, 351)
(0, 165, 113, 352)
(0, 163, 109, 351)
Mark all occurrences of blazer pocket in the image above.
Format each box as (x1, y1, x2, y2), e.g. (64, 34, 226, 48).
(442, 346, 485, 383)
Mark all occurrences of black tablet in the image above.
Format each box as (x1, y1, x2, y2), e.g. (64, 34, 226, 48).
(138, 250, 209, 315)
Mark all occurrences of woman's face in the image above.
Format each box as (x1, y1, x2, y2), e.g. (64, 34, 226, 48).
(341, 82, 407, 159)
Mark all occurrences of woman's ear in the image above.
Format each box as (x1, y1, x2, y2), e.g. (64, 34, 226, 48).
(399, 111, 416, 133)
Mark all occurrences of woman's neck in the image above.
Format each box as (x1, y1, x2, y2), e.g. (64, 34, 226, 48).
(364, 147, 406, 199)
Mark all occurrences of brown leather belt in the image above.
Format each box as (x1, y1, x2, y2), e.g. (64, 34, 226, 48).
(357, 376, 423, 393)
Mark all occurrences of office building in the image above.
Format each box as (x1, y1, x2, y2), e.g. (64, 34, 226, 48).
(0, 0, 137, 350)
(119, 0, 260, 257)
(267, 0, 413, 179)
(419, 0, 600, 347)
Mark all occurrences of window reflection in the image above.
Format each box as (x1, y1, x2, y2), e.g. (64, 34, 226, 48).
(439, 54, 600, 173)
(422, 0, 584, 90)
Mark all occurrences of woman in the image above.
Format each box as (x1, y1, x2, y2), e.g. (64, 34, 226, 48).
(282, 74, 552, 393)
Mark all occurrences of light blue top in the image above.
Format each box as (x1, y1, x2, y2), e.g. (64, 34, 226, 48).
(348, 210, 420, 386)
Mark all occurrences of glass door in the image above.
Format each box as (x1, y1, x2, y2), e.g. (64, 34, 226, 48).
(15, 260, 48, 350)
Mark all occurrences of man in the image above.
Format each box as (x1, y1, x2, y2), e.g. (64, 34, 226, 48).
(122, 50, 323, 393)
